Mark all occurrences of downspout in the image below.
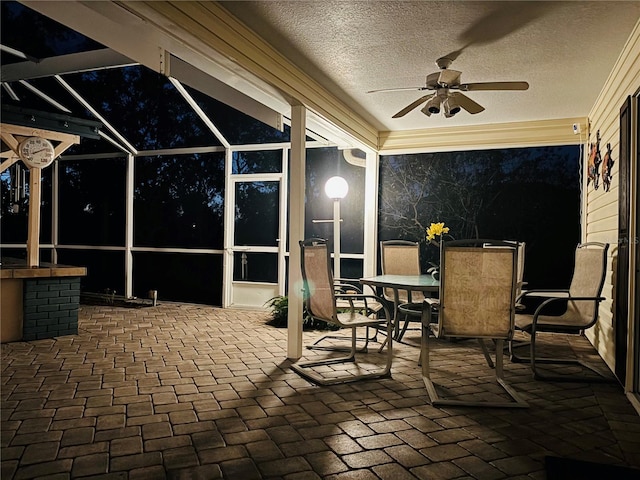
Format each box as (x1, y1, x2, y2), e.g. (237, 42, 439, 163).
(342, 148, 366, 168)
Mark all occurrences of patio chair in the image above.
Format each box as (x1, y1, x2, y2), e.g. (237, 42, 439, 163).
(484, 241, 527, 300)
(380, 240, 426, 341)
(308, 276, 385, 352)
(421, 239, 528, 408)
(291, 238, 393, 385)
(510, 242, 614, 382)
(484, 241, 528, 351)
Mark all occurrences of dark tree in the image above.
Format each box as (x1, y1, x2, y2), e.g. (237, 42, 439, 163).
(378, 146, 581, 288)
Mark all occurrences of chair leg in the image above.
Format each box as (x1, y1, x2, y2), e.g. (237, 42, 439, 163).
(510, 331, 617, 383)
(307, 327, 373, 353)
(396, 313, 410, 341)
(478, 339, 495, 368)
(421, 332, 528, 408)
(292, 322, 393, 386)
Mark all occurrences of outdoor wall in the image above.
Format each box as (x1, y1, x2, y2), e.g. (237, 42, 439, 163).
(585, 20, 640, 371)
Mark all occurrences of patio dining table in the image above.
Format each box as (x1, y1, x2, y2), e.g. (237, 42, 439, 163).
(360, 274, 439, 339)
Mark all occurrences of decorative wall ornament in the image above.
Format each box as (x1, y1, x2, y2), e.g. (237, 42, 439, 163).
(587, 130, 602, 190)
(601, 142, 614, 192)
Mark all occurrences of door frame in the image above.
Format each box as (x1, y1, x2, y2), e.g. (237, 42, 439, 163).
(222, 148, 287, 309)
(628, 91, 640, 409)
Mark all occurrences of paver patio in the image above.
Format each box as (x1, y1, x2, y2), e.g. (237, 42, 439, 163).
(2, 302, 639, 479)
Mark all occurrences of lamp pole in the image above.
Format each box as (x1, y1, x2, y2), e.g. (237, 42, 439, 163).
(324, 176, 348, 279)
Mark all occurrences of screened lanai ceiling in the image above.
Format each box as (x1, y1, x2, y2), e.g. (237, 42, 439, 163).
(0, 2, 292, 157)
(3, 1, 640, 151)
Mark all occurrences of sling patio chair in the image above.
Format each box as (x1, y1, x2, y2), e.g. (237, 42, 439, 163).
(380, 240, 427, 342)
(291, 238, 393, 385)
(510, 242, 615, 382)
(308, 276, 385, 352)
(484, 241, 527, 302)
(421, 239, 528, 408)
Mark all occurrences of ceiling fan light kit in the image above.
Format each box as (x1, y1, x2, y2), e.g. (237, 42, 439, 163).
(422, 95, 442, 116)
(444, 97, 461, 117)
(369, 56, 529, 119)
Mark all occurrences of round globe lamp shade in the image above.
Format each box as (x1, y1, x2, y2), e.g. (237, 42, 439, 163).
(325, 176, 349, 200)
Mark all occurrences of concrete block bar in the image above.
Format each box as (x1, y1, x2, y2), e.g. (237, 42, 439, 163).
(1, 258, 86, 342)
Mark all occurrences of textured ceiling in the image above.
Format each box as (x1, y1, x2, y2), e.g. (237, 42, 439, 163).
(219, 1, 640, 132)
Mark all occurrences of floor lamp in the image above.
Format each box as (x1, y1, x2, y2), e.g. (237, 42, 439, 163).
(324, 176, 349, 278)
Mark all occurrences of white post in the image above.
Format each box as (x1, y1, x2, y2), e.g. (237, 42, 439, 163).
(287, 104, 306, 359)
(363, 150, 379, 278)
(125, 153, 134, 299)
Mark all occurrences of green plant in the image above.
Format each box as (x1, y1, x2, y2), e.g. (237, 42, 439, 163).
(264, 295, 337, 330)
(265, 295, 290, 327)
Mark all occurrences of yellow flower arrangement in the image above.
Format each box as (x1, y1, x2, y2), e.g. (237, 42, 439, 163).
(426, 222, 450, 279)
(426, 222, 450, 242)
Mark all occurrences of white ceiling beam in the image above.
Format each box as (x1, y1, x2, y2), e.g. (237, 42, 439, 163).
(1, 49, 137, 82)
(167, 55, 282, 133)
(168, 77, 231, 149)
(21, 1, 166, 73)
(54, 75, 137, 155)
(17, 80, 72, 113)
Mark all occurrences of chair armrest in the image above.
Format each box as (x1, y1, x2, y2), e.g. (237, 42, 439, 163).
(336, 293, 385, 302)
(335, 293, 389, 317)
(421, 298, 440, 327)
(531, 295, 606, 324)
(520, 289, 569, 299)
(334, 278, 363, 294)
(516, 289, 569, 304)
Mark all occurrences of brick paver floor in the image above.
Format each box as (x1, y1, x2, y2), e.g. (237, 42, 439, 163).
(2, 302, 639, 479)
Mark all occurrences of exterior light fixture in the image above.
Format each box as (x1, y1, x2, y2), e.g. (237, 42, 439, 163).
(324, 176, 349, 277)
(324, 176, 349, 200)
(421, 96, 441, 116)
(443, 97, 461, 117)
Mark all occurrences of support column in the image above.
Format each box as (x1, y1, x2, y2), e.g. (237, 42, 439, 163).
(26, 167, 42, 267)
(363, 151, 380, 278)
(287, 104, 306, 359)
(125, 154, 135, 298)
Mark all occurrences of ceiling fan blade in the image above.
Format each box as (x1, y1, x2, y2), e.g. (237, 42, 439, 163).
(392, 93, 435, 118)
(450, 92, 485, 114)
(367, 86, 428, 94)
(458, 81, 529, 91)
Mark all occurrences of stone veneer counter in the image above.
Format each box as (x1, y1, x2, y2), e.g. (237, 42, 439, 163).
(1, 258, 87, 342)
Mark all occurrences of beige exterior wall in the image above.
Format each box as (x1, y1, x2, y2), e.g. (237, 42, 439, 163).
(584, 20, 640, 373)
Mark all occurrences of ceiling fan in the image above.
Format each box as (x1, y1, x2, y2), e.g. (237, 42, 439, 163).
(368, 56, 529, 118)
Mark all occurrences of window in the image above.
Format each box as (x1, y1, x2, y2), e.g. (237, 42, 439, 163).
(379, 145, 581, 288)
(134, 153, 225, 249)
(58, 158, 126, 246)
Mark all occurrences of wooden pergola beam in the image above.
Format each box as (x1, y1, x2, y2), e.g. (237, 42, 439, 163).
(0, 123, 80, 267)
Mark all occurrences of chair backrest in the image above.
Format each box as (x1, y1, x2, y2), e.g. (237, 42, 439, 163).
(484, 241, 526, 297)
(564, 242, 609, 327)
(439, 239, 517, 339)
(380, 240, 423, 302)
(299, 238, 339, 324)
